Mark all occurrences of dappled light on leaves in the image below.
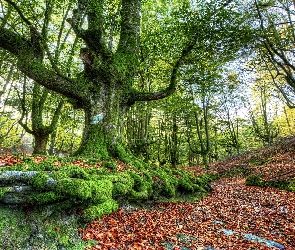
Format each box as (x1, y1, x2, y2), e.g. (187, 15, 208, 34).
(80, 178, 295, 249)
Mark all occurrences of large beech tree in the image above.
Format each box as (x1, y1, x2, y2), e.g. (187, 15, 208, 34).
(0, 0, 247, 159)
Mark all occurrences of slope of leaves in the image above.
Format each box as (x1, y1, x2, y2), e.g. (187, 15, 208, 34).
(186, 136, 295, 181)
(80, 136, 295, 249)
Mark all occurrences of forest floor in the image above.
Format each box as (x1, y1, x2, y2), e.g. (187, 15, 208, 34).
(0, 136, 295, 249)
(80, 136, 295, 250)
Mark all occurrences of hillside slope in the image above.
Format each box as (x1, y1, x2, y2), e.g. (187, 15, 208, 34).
(186, 135, 295, 181)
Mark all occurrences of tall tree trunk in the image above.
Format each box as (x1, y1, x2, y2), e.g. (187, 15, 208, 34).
(75, 85, 128, 159)
(170, 114, 178, 168)
(33, 132, 50, 155)
(19, 86, 64, 155)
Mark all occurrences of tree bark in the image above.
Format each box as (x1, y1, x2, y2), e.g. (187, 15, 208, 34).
(33, 132, 50, 155)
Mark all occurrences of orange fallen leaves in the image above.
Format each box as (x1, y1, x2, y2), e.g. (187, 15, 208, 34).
(0, 154, 22, 166)
(80, 178, 295, 249)
(1, 137, 295, 249)
(80, 137, 295, 249)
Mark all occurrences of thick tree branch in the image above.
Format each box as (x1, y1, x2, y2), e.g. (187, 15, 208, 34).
(264, 59, 295, 108)
(256, 0, 295, 96)
(0, 4, 12, 29)
(116, 0, 141, 63)
(0, 27, 86, 103)
(49, 100, 64, 131)
(67, 0, 111, 58)
(127, 39, 197, 104)
(4, 0, 31, 26)
(16, 78, 33, 134)
(4, 0, 71, 77)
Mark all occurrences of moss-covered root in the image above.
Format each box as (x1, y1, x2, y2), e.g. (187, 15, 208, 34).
(82, 199, 118, 222)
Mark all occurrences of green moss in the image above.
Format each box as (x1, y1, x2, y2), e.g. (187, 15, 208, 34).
(110, 172, 134, 197)
(89, 180, 113, 203)
(112, 144, 146, 169)
(246, 174, 295, 192)
(246, 175, 264, 187)
(29, 172, 52, 190)
(152, 167, 177, 198)
(55, 178, 113, 203)
(0, 187, 8, 199)
(56, 178, 92, 200)
(75, 125, 109, 160)
(115, 144, 132, 163)
(58, 164, 90, 179)
(0, 155, 215, 222)
(131, 172, 153, 199)
(0, 207, 32, 249)
(27, 191, 61, 205)
(102, 161, 117, 171)
(248, 158, 266, 166)
(82, 199, 118, 221)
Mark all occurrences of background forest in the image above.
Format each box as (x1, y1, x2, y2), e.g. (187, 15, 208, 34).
(0, 0, 295, 167)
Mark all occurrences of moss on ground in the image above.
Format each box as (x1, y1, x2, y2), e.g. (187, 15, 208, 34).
(0, 187, 8, 199)
(0, 155, 216, 223)
(246, 174, 295, 192)
(0, 205, 94, 250)
(0, 153, 220, 249)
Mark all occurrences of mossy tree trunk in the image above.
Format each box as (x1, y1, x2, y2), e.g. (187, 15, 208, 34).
(75, 85, 128, 158)
(169, 114, 179, 168)
(193, 104, 211, 168)
(33, 131, 50, 155)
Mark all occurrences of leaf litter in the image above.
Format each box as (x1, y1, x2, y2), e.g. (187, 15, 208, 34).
(80, 137, 295, 249)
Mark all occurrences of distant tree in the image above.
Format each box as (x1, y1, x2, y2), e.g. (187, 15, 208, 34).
(17, 78, 64, 154)
(250, 80, 280, 145)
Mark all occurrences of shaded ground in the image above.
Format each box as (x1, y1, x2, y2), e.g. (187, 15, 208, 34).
(81, 137, 295, 249)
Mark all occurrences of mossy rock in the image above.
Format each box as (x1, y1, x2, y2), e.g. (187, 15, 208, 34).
(27, 191, 62, 205)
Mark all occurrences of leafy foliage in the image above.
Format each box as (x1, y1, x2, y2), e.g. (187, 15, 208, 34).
(246, 175, 295, 192)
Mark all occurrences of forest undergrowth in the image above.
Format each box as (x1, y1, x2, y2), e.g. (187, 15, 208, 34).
(0, 136, 294, 249)
(80, 136, 295, 249)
